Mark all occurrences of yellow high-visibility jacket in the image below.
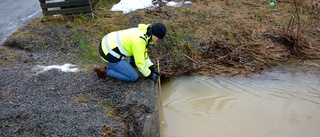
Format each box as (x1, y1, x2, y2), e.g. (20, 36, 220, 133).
(100, 24, 154, 77)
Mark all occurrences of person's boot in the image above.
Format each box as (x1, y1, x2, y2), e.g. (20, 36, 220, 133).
(93, 65, 106, 78)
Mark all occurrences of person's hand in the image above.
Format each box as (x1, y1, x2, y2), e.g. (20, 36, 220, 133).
(149, 65, 161, 77)
(147, 72, 158, 83)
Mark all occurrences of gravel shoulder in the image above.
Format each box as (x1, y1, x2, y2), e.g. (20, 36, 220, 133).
(0, 46, 159, 136)
(0, 68, 122, 136)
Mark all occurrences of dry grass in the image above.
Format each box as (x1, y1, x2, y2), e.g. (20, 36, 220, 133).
(0, 47, 21, 66)
(148, 0, 320, 77)
(4, 0, 320, 78)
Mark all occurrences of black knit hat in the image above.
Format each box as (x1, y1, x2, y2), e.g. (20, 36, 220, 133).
(151, 23, 166, 39)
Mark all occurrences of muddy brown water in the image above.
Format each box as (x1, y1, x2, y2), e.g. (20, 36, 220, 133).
(159, 62, 320, 137)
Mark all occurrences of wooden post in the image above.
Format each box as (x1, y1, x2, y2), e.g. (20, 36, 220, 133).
(157, 60, 162, 106)
(39, 0, 48, 15)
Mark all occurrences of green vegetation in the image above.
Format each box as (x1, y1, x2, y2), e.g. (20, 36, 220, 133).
(75, 95, 118, 120)
(73, 33, 101, 64)
(96, 99, 118, 120)
(3, 0, 320, 77)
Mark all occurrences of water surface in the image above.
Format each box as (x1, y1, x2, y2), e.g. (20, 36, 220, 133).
(160, 65, 320, 137)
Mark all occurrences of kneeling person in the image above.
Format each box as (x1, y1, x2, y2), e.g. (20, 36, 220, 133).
(93, 23, 166, 82)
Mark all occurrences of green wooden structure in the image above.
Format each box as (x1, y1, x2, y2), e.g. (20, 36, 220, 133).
(39, 0, 100, 17)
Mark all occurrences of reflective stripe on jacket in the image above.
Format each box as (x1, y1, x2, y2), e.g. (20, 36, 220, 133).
(100, 24, 154, 77)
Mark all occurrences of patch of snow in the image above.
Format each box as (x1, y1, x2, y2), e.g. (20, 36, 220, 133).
(166, 1, 183, 7)
(111, 0, 155, 14)
(32, 63, 80, 74)
(184, 1, 192, 4)
(166, 1, 192, 7)
(111, 0, 192, 14)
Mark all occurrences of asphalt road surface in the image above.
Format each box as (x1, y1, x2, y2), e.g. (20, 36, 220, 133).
(0, 0, 42, 45)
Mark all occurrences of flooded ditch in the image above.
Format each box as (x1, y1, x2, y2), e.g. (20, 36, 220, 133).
(159, 61, 320, 137)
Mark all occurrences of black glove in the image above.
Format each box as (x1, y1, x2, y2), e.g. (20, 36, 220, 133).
(130, 62, 136, 67)
(149, 65, 161, 77)
(129, 56, 136, 67)
(146, 72, 158, 83)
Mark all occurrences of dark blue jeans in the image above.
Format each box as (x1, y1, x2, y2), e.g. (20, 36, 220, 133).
(106, 57, 138, 82)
